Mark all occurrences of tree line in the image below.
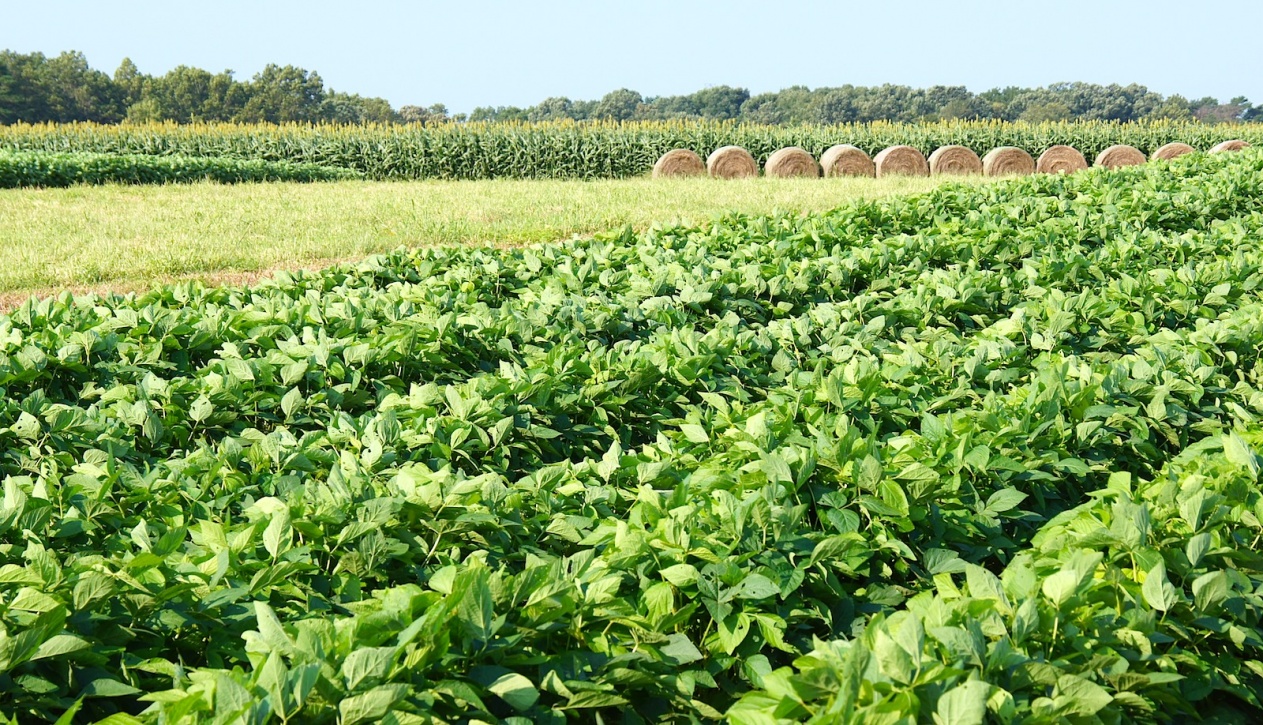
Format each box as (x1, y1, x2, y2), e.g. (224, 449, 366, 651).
(0, 51, 415, 125)
(476, 85, 1261, 125)
(2, 50, 1259, 126)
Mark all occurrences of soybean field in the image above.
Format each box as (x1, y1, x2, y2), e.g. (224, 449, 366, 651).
(2, 150, 1263, 722)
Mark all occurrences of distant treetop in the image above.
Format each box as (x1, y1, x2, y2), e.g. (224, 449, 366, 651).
(1, 50, 1259, 126)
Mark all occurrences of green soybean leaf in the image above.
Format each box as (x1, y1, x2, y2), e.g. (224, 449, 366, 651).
(339, 684, 409, 725)
(966, 565, 1011, 613)
(1055, 675, 1113, 717)
(1142, 563, 1177, 612)
(660, 633, 703, 665)
(1041, 570, 1079, 606)
(660, 564, 700, 587)
(935, 680, 989, 725)
(1192, 571, 1229, 612)
(488, 672, 540, 712)
(341, 647, 396, 691)
(1223, 433, 1259, 475)
(680, 423, 709, 444)
(1186, 533, 1211, 568)
(985, 488, 1027, 514)
(263, 509, 292, 560)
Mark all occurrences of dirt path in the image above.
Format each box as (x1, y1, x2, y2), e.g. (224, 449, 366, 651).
(0, 258, 360, 314)
(0, 240, 533, 315)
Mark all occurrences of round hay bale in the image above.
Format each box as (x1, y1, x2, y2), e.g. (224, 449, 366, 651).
(873, 145, 929, 177)
(652, 149, 705, 178)
(765, 146, 821, 178)
(1094, 144, 1146, 169)
(981, 146, 1035, 176)
(1210, 139, 1250, 153)
(1151, 142, 1196, 161)
(1035, 145, 1088, 174)
(928, 145, 982, 176)
(707, 145, 758, 179)
(820, 144, 875, 177)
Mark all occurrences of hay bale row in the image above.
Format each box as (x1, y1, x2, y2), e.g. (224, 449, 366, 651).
(1212, 139, 1250, 153)
(653, 140, 1252, 179)
(1152, 142, 1195, 161)
(765, 147, 820, 178)
(982, 147, 1035, 176)
(874, 145, 929, 177)
(1095, 144, 1147, 169)
(651, 149, 705, 178)
(821, 144, 875, 177)
(928, 145, 982, 176)
(706, 146, 758, 179)
(1035, 145, 1088, 174)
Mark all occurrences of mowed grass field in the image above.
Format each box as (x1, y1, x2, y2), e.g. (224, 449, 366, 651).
(0, 174, 986, 305)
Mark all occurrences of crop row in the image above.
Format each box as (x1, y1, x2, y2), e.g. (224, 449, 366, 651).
(2, 152, 1263, 722)
(0, 150, 359, 188)
(1, 118, 1261, 180)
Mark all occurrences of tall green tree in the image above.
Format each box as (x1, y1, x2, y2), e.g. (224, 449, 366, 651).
(152, 65, 216, 122)
(469, 105, 528, 122)
(239, 64, 326, 123)
(527, 96, 574, 121)
(0, 52, 30, 123)
(815, 88, 857, 124)
(42, 51, 124, 122)
(689, 85, 749, 120)
(593, 88, 642, 121)
(324, 92, 399, 123)
(112, 57, 147, 108)
(0, 50, 122, 123)
(399, 103, 450, 124)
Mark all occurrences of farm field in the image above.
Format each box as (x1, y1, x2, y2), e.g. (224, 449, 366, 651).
(0, 173, 975, 302)
(3, 118, 1261, 180)
(2, 149, 1263, 722)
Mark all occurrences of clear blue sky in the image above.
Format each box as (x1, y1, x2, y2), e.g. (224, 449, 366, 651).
(4, 0, 1261, 113)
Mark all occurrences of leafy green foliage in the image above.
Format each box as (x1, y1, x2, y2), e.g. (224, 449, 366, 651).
(2, 151, 1263, 722)
(1, 118, 1260, 181)
(0, 150, 358, 188)
(730, 439, 1263, 723)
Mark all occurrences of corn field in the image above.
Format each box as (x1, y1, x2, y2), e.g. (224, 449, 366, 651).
(1, 118, 1259, 181)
